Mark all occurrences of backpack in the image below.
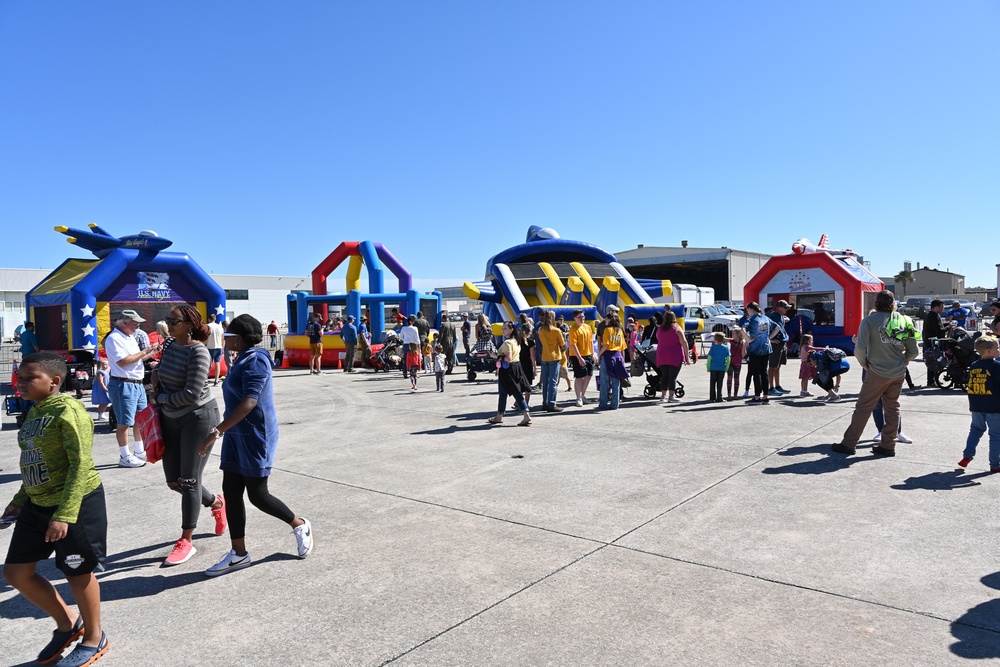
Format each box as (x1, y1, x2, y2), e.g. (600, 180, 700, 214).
(885, 312, 922, 341)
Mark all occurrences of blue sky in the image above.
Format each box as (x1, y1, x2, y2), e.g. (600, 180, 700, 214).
(2, 1, 998, 290)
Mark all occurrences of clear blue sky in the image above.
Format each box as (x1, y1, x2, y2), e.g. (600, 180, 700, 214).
(2, 2, 998, 290)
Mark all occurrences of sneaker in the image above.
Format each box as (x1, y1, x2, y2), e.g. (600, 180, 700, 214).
(37, 615, 84, 664)
(211, 494, 227, 536)
(292, 518, 314, 558)
(668, 397, 681, 403)
(742, 390, 749, 398)
(52, 631, 108, 667)
(205, 549, 251, 577)
(871, 445, 896, 457)
(575, 398, 584, 407)
(897, 434, 913, 444)
(799, 391, 813, 397)
(768, 389, 782, 396)
(826, 393, 841, 402)
(117, 454, 145, 468)
(133, 450, 147, 462)
(775, 386, 791, 394)
(163, 538, 196, 566)
(958, 457, 972, 468)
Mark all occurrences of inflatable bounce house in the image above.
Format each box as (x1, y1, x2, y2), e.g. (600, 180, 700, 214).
(463, 226, 704, 333)
(743, 235, 884, 353)
(26, 225, 225, 357)
(283, 241, 441, 368)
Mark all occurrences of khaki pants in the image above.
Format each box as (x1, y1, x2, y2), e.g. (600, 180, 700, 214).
(840, 370, 904, 449)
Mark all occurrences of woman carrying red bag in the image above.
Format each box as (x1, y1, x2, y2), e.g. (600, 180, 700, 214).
(151, 304, 226, 567)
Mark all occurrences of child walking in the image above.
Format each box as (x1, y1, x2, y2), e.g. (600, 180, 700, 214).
(958, 336, 1000, 472)
(726, 328, 747, 400)
(422, 338, 433, 374)
(406, 343, 421, 390)
(433, 344, 446, 392)
(3, 353, 110, 666)
(91, 358, 110, 421)
(797, 334, 826, 397)
(706, 332, 730, 403)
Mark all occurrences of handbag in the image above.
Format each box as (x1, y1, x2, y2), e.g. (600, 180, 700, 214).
(135, 404, 165, 464)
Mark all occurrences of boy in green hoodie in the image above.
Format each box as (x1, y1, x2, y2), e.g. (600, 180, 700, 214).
(2, 353, 109, 666)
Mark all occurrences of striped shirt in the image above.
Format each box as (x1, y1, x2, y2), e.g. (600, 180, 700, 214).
(156, 340, 214, 418)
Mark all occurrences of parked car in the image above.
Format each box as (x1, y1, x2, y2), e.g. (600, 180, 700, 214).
(678, 304, 739, 334)
(902, 297, 934, 317)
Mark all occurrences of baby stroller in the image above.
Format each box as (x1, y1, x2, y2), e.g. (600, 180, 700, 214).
(634, 342, 685, 399)
(63, 349, 96, 399)
(370, 331, 404, 373)
(466, 336, 497, 382)
(932, 327, 979, 390)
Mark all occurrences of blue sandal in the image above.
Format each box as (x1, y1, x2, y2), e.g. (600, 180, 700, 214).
(54, 632, 108, 667)
(38, 615, 84, 664)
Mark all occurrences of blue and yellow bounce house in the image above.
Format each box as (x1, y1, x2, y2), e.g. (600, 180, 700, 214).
(463, 226, 703, 333)
(25, 225, 226, 358)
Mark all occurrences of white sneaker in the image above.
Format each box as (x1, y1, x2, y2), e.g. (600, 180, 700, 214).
(668, 397, 681, 403)
(575, 398, 584, 407)
(872, 435, 882, 442)
(897, 433, 913, 444)
(134, 450, 147, 462)
(205, 549, 252, 577)
(118, 454, 145, 468)
(799, 391, 813, 397)
(826, 393, 840, 402)
(292, 518, 313, 558)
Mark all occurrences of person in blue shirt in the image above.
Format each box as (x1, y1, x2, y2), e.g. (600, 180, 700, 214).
(957, 336, 1000, 473)
(744, 302, 780, 404)
(200, 314, 313, 576)
(706, 332, 731, 402)
(767, 300, 791, 395)
(341, 315, 359, 373)
(945, 301, 971, 329)
(19, 321, 39, 357)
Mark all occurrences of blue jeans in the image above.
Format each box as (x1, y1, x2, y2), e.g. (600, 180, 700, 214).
(598, 354, 620, 409)
(963, 412, 1000, 468)
(108, 378, 147, 427)
(540, 361, 560, 406)
(498, 384, 529, 414)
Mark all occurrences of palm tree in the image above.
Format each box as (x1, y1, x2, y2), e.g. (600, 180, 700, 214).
(894, 270, 914, 298)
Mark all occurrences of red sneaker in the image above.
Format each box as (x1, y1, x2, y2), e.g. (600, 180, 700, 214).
(958, 457, 972, 468)
(211, 494, 227, 535)
(163, 538, 196, 566)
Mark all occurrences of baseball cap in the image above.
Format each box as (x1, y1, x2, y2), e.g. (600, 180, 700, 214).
(120, 309, 145, 323)
(606, 305, 620, 314)
(776, 300, 790, 308)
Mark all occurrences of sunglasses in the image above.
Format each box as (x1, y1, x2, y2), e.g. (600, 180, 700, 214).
(165, 316, 188, 325)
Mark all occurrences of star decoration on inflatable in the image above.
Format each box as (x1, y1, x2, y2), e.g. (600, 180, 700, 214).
(80, 304, 94, 317)
(82, 324, 95, 338)
(215, 304, 226, 317)
(82, 343, 96, 351)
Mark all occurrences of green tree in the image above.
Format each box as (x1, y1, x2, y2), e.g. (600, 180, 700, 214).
(894, 270, 914, 298)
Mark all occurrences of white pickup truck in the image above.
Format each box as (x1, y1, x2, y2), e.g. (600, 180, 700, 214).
(677, 304, 739, 335)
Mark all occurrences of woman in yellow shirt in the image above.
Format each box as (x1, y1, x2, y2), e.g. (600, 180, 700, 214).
(597, 313, 628, 410)
(537, 310, 566, 412)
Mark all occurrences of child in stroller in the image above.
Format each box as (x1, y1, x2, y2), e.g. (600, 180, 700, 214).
(371, 331, 404, 373)
(466, 331, 498, 381)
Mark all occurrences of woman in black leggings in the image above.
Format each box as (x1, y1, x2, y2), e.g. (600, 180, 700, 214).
(200, 315, 313, 577)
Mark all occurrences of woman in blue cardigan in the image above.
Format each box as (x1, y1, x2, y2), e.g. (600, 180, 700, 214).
(200, 314, 313, 576)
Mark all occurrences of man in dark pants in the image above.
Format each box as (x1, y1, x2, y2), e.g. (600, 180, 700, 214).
(923, 299, 946, 387)
(341, 315, 359, 372)
(437, 311, 457, 374)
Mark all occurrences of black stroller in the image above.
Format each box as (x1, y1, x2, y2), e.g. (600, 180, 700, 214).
(466, 336, 497, 382)
(63, 349, 96, 399)
(371, 331, 404, 373)
(633, 342, 685, 399)
(931, 327, 980, 390)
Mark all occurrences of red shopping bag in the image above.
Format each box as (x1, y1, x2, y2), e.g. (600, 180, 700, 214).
(135, 404, 165, 464)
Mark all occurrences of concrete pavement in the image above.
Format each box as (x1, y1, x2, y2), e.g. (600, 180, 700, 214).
(2, 361, 999, 666)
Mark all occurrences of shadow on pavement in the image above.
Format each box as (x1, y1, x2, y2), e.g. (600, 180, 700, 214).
(761, 445, 879, 475)
(890, 469, 992, 491)
(951, 572, 1000, 658)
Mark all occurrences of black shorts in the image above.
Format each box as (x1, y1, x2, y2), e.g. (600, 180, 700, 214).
(5, 485, 107, 577)
(768, 346, 787, 368)
(571, 355, 594, 378)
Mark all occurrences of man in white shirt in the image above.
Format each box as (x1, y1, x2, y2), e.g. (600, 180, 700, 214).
(205, 314, 225, 385)
(400, 315, 420, 378)
(105, 309, 160, 468)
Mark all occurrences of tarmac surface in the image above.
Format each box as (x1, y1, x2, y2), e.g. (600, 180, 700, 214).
(2, 357, 1000, 666)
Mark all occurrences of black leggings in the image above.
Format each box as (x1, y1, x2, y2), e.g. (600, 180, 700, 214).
(161, 403, 219, 531)
(222, 472, 296, 540)
(748, 354, 770, 397)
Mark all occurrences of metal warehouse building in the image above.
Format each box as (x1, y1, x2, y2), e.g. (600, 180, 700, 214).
(613, 245, 772, 302)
